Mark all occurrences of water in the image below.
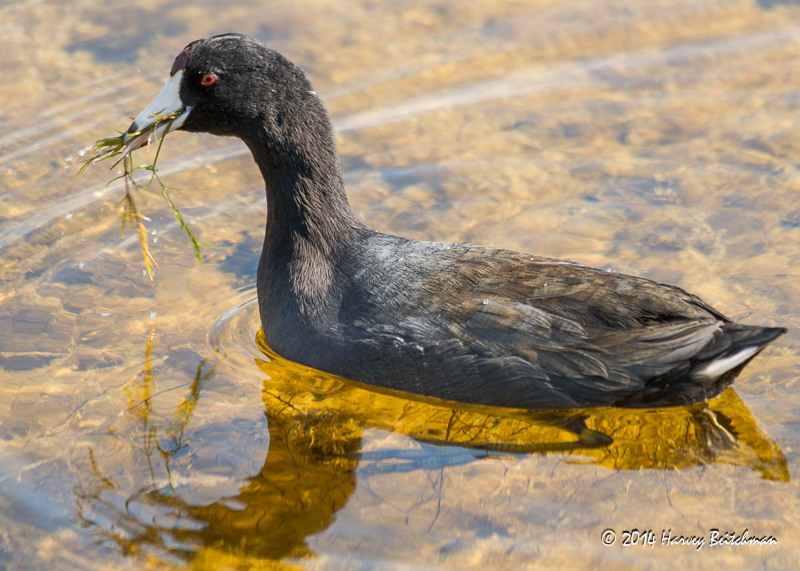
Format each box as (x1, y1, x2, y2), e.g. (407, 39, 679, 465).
(1, 0, 800, 568)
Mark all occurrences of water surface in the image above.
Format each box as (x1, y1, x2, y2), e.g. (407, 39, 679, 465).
(1, 0, 800, 569)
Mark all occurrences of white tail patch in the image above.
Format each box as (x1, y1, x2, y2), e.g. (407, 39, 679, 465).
(693, 346, 760, 379)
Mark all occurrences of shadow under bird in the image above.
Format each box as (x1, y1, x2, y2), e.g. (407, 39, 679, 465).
(122, 34, 786, 410)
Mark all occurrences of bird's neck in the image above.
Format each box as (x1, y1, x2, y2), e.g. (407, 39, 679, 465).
(244, 99, 367, 248)
(243, 104, 366, 313)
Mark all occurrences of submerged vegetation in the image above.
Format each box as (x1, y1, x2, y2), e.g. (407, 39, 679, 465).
(79, 111, 206, 278)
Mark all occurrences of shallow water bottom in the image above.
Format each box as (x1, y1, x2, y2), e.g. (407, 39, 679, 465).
(2, 0, 800, 569)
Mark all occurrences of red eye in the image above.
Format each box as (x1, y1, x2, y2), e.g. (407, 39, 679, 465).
(201, 73, 217, 86)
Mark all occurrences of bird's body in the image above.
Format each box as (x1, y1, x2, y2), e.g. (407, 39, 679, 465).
(124, 33, 785, 410)
(260, 229, 779, 409)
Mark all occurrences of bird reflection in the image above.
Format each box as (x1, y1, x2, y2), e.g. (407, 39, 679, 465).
(75, 327, 789, 568)
(254, 330, 787, 481)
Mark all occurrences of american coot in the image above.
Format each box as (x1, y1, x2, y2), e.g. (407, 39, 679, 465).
(124, 34, 785, 410)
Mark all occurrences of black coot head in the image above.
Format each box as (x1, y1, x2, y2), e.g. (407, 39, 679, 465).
(176, 34, 316, 139)
(126, 34, 322, 147)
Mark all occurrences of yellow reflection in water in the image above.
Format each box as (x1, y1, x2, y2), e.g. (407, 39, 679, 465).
(76, 326, 788, 569)
(254, 330, 789, 482)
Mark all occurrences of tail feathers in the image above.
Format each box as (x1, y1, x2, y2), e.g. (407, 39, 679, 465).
(692, 325, 786, 380)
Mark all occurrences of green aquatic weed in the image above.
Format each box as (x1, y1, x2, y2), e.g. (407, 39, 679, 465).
(79, 111, 207, 279)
